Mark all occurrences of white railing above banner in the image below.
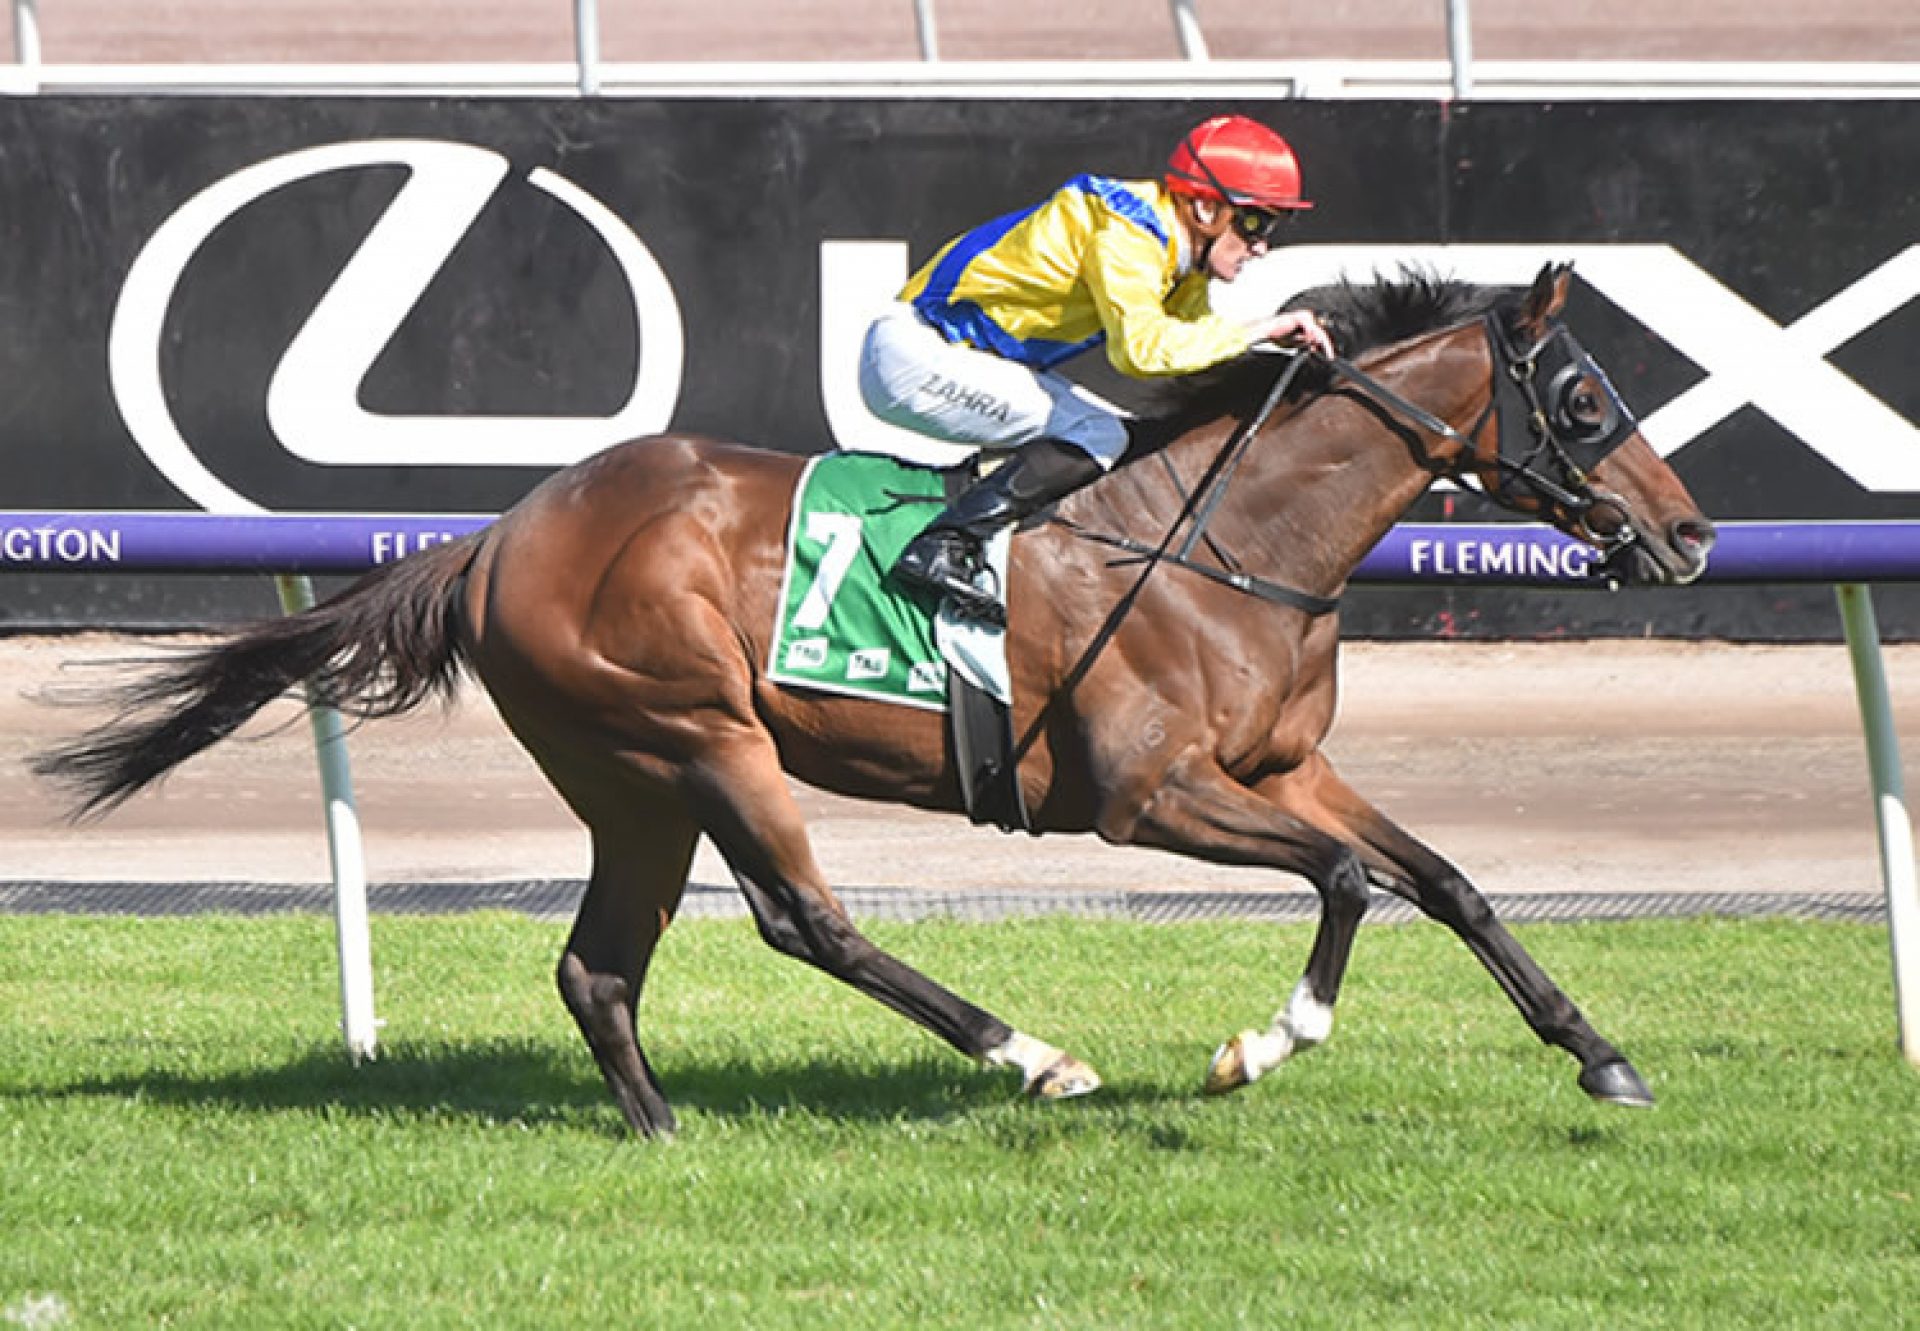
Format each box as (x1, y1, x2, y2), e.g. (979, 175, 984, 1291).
(9, 0, 1919, 99)
(6, 60, 1920, 100)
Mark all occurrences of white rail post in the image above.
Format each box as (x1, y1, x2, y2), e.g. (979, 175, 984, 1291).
(1169, 0, 1209, 61)
(1445, 0, 1474, 100)
(12, 0, 41, 73)
(574, 0, 601, 97)
(1835, 583, 1920, 1068)
(275, 574, 380, 1064)
(912, 0, 939, 61)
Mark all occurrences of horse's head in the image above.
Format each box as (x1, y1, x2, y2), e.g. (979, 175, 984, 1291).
(1461, 264, 1716, 586)
(1131, 264, 1714, 590)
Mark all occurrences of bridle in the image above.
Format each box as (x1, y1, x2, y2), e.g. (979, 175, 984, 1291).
(1327, 309, 1645, 568)
(1059, 304, 1647, 613)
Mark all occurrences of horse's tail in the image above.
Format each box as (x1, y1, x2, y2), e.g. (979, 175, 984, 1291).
(33, 532, 485, 820)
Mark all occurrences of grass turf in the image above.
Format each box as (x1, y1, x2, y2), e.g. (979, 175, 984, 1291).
(0, 913, 1914, 1328)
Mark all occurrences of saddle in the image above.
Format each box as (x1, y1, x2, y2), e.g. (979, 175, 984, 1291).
(768, 451, 1030, 833)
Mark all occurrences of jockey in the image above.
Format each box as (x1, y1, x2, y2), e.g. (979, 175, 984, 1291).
(859, 113, 1336, 622)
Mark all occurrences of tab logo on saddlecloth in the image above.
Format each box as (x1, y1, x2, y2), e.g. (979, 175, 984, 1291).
(847, 648, 892, 681)
(783, 637, 830, 672)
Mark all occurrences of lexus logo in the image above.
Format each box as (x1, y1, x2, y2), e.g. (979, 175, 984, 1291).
(109, 139, 685, 515)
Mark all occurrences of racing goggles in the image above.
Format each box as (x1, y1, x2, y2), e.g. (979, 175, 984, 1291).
(1229, 205, 1294, 247)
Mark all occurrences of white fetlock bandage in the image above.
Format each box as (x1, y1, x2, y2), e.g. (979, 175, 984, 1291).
(1279, 979, 1335, 1049)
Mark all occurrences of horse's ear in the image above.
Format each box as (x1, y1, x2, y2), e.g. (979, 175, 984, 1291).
(1517, 262, 1574, 335)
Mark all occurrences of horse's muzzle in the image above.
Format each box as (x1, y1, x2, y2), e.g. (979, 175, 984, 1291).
(1602, 516, 1716, 587)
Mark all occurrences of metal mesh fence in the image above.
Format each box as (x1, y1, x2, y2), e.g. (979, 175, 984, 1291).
(0, 879, 1889, 925)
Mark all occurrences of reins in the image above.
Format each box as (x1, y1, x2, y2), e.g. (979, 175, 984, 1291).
(1016, 348, 1328, 772)
(1323, 353, 1484, 457)
(1056, 349, 1341, 616)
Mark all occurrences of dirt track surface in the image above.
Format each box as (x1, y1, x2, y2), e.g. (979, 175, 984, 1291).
(5, 635, 1911, 901)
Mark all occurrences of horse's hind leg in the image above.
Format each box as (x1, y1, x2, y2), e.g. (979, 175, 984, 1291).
(555, 802, 700, 1137)
(687, 730, 1099, 1099)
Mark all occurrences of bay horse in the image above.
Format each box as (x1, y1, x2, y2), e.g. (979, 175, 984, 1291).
(36, 264, 1714, 1137)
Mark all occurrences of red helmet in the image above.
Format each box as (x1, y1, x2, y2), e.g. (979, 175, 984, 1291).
(1166, 114, 1312, 211)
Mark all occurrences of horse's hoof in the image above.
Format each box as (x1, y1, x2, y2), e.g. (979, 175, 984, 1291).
(1580, 1058, 1656, 1109)
(1027, 1055, 1101, 1101)
(1204, 1031, 1258, 1096)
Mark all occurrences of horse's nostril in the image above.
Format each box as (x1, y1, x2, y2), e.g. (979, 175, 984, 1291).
(1673, 518, 1717, 557)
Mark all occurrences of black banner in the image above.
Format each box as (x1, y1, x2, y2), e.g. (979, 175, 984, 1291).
(1, 96, 1917, 635)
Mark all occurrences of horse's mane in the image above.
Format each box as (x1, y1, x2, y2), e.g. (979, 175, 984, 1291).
(1133, 267, 1502, 424)
(1307, 267, 1501, 360)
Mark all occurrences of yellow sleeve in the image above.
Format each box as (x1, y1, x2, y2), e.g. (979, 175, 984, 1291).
(1082, 221, 1257, 377)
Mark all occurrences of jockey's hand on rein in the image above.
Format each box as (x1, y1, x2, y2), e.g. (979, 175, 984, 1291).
(1258, 310, 1336, 359)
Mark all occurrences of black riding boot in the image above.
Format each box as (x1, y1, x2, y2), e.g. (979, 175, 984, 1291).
(892, 438, 1104, 624)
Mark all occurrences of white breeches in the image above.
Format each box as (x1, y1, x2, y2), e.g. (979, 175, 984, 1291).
(857, 303, 1131, 469)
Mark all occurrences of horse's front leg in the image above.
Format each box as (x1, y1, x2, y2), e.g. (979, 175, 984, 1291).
(1120, 753, 1374, 1094)
(1294, 758, 1655, 1108)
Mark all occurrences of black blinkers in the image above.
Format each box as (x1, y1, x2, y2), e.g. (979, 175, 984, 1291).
(1484, 313, 1638, 507)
